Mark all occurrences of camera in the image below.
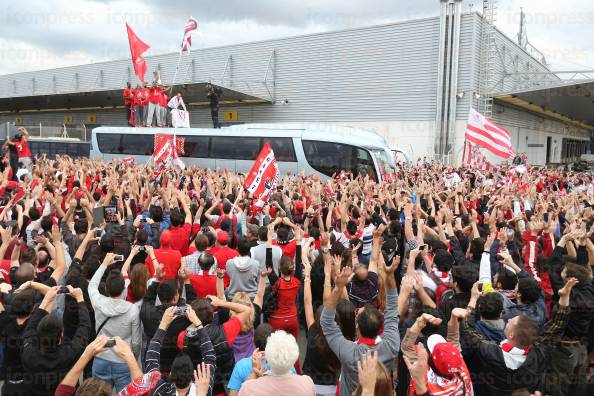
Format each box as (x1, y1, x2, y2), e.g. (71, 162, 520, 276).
(105, 338, 116, 348)
(175, 306, 188, 316)
(113, 255, 124, 262)
(138, 246, 146, 252)
(57, 286, 70, 294)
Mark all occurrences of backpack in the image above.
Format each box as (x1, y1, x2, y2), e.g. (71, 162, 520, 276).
(428, 271, 453, 309)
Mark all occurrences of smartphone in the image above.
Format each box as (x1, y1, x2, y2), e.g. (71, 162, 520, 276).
(92, 206, 105, 227)
(138, 245, 146, 252)
(104, 205, 117, 223)
(175, 306, 188, 316)
(477, 283, 484, 292)
(57, 286, 70, 294)
(113, 255, 124, 262)
(94, 228, 102, 238)
(105, 338, 116, 348)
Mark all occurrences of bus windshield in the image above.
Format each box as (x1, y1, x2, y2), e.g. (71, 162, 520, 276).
(371, 149, 396, 180)
(302, 140, 377, 180)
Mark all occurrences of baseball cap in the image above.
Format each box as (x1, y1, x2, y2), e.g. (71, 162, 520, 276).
(427, 334, 464, 375)
(216, 230, 229, 244)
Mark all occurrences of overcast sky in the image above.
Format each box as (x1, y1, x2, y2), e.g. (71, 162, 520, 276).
(1, 0, 593, 75)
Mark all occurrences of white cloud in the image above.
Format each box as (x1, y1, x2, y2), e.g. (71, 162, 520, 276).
(0, 0, 593, 74)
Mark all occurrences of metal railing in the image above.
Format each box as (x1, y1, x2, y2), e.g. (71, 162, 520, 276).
(2, 122, 88, 141)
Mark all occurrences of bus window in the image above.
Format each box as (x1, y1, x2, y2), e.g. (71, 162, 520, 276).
(96, 133, 122, 154)
(121, 134, 154, 155)
(301, 140, 377, 180)
(262, 137, 297, 162)
(181, 135, 210, 158)
(211, 136, 261, 160)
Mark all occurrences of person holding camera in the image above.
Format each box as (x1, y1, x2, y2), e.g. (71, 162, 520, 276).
(207, 84, 222, 128)
(145, 305, 216, 396)
(88, 252, 141, 392)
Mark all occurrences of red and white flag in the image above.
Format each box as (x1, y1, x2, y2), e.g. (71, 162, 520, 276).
(152, 133, 185, 170)
(125, 23, 150, 83)
(462, 141, 494, 171)
(121, 156, 136, 166)
(244, 143, 280, 205)
(181, 17, 198, 52)
(466, 108, 514, 159)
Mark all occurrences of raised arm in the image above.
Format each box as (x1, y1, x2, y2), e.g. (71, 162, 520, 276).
(49, 225, 67, 283)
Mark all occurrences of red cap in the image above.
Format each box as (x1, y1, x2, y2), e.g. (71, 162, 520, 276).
(427, 334, 464, 375)
(217, 230, 229, 244)
(6, 181, 18, 190)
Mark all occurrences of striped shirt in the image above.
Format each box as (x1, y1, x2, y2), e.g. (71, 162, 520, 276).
(146, 328, 216, 396)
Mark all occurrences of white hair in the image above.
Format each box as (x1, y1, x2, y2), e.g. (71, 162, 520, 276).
(265, 330, 299, 375)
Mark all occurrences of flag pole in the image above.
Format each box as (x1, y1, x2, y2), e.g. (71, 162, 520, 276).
(171, 49, 184, 86)
(230, 187, 244, 214)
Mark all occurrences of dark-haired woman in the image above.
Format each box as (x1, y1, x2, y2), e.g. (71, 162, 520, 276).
(266, 224, 303, 341)
(0, 288, 36, 396)
(301, 241, 356, 396)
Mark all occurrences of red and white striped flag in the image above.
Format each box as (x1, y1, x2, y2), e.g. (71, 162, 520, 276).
(466, 108, 514, 159)
(152, 133, 185, 170)
(181, 17, 198, 52)
(121, 156, 136, 166)
(462, 141, 493, 171)
(244, 143, 280, 205)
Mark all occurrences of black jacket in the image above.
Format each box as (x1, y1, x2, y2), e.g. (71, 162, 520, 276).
(461, 305, 569, 395)
(21, 303, 91, 396)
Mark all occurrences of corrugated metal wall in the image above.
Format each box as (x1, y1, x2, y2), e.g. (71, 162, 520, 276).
(0, 15, 444, 126)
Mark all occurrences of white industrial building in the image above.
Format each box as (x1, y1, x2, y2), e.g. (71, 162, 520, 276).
(0, 0, 592, 165)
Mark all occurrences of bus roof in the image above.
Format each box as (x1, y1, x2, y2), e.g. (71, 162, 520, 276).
(92, 123, 391, 150)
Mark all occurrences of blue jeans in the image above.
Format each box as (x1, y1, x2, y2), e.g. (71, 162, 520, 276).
(92, 357, 131, 393)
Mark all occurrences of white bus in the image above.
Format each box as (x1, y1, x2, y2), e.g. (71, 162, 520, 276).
(90, 123, 396, 181)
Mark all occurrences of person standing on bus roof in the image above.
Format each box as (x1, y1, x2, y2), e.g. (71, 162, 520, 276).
(132, 84, 144, 128)
(123, 82, 133, 126)
(167, 93, 187, 128)
(146, 84, 161, 128)
(160, 88, 169, 127)
(207, 84, 222, 128)
(141, 82, 150, 127)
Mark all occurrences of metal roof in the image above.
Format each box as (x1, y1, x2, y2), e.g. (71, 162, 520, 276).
(496, 80, 594, 130)
(0, 82, 270, 113)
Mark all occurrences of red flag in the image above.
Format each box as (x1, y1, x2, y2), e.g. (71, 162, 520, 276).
(126, 23, 150, 83)
(243, 143, 280, 204)
(152, 133, 185, 169)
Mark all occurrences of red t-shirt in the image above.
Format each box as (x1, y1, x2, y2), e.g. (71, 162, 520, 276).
(272, 276, 301, 317)
(209, 246, 238, 272)
(160, 93, 169, 107)
(141, 88, 150, 107)
(14, 141, 32, 158)
(273, 240, 297, 259)
(145, 248, 182, 280)
(123, 88, 132, 105)
(168, 223, 192, 256)
(149, 87, 161, 104)
(189, 273, 218, 298)
(0, 259, 11, 283)
(133, 89, 143, 106)
(222, 316, 242, 346)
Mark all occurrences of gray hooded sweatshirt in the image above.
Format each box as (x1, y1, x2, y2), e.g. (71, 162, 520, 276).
(225, 256, 261, 299)
(89, 264, 141, 363)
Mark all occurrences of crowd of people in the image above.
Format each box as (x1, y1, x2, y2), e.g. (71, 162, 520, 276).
(0, 153, 592, 396)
